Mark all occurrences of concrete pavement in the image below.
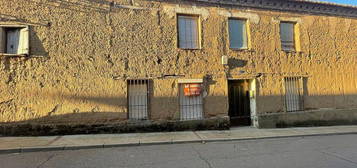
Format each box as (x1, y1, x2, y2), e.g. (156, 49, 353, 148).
(0, 125, 356, 154)
(2, 134, 357, 168)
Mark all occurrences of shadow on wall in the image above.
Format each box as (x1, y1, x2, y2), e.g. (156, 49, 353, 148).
(225, 58, 249, 79)
(62, 95, 127, 109)
(228, 58, 248, 69)
(0, 92, 230, 136)
(0, 13, 49, 57)
(2, 112, 128, 125)
(0, 92, 356, 136)
(0, 27, 49, 71)
(31, 31, 49, 57)
(0, 94, 128, 125)
(0, 93, 229, 124)
(0, 91, 357, 123)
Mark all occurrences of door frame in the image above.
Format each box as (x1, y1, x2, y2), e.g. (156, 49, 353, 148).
(227, 78, 257, 127)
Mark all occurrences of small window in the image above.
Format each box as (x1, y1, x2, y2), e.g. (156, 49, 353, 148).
(0, 26, 29, 55)
(280, 22, 295, 51)
(284, 77, 304, 112)
(127, 79, 151, 120)
(177, 15, 200, 49)
(179, 83, 203, 120)
(228, 18, 248, 49)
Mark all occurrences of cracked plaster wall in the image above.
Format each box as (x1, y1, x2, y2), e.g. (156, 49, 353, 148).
(0, 0, 356, 124)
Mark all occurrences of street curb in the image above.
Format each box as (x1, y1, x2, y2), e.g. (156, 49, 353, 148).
(201, 132, 357, 143)
(21, 146, 65, 153)
(0, 131, 356, 155)
(0, 148, 21, 154)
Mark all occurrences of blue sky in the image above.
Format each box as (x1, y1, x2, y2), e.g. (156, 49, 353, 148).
(318, 0, 357, 6)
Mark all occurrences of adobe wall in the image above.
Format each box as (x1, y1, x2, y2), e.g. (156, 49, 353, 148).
(0, 0, 356, 126)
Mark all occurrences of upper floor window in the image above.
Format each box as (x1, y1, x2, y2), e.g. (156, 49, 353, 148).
(228, 18, 248, 49)
(280, 22, 296, 51)
(0, 25, 29, 55)
(177, 15, 200, 49)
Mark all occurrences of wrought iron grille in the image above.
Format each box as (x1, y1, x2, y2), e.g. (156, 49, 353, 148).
(179, 83, 204, 120)
(127, 79, 150, 120)
(284, 77, 304, 112)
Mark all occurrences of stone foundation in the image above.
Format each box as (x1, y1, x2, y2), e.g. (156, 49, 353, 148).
(0, 116, 230, 136)
(257, 109, 357, 128)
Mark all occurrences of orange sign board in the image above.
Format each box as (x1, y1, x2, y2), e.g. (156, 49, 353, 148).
(184, 83, 201, 96)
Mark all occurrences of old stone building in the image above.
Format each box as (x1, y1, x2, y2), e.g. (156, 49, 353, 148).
(0, 0, 356, 135)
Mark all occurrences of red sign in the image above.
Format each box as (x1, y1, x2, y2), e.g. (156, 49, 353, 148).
(184, 83, 201, 96)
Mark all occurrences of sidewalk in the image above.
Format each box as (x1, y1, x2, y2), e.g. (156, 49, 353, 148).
(1, 125, 356, 154)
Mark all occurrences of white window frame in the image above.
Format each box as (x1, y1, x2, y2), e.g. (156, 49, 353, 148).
(177, 14, 201, 49)
(0, 25, 30, 56)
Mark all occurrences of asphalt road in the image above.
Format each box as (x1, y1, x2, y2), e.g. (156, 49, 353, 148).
(1, 134, 357, 168)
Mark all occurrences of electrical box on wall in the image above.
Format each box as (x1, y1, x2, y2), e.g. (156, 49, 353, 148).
(221, 55, 228, 65)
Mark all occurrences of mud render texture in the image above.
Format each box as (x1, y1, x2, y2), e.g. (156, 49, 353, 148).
(0, 0, 356, 135)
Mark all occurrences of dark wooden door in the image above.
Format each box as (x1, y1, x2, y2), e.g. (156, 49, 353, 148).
(228, 80, 251, 126)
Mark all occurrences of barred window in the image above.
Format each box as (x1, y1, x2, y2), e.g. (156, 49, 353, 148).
(179, 83, 203, 120)
(127, 79, 150, 120)
(178, 15, 200, 49)
(280, 22, 295, 51)
(284, 77, 304, 112)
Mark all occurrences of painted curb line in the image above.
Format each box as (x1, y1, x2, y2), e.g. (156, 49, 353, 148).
(0, 131, 356, 155)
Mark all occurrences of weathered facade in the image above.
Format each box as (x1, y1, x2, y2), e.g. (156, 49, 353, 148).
(0, 0, 356, 135)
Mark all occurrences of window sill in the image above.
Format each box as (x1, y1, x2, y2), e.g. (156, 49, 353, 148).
(178, 48, 202, 50)
(0, 53, 28, 57)
(230, 48, 254, 52)
(282, 50, 303, 54)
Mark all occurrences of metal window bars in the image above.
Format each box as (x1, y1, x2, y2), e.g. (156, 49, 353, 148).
(127, 79, 150, 120)
(284, 77, 304, 112)
(179, 83, 204, 121)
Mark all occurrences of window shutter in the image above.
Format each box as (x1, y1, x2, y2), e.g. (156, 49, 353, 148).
(0, 27, 5, 53)
(19, 26, 30, 55)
